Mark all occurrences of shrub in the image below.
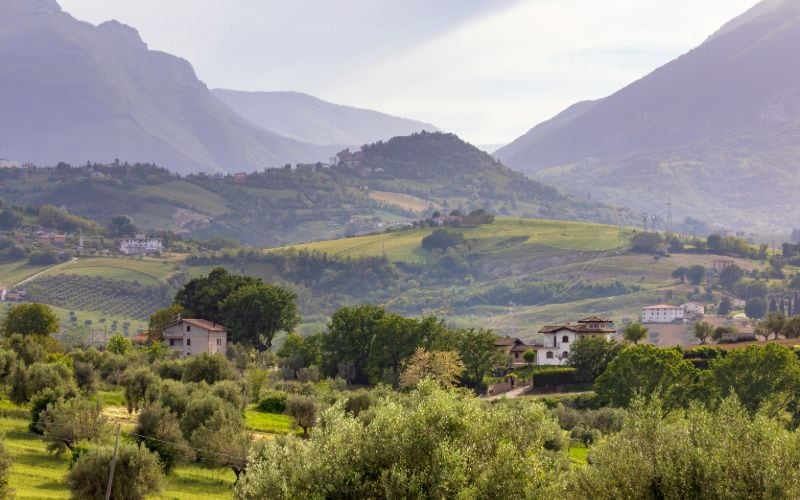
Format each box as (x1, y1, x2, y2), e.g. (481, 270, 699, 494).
(155, 359, 185, 380)
(66, 444, 163, 500)
(532, 367, 577, 388)
(257, 390, 288, 413)
(135, 404, 193, 473)
(156, 379, 190, 416)
(73, 361, 98, 394)
(212, 380, 245, 409)
(182, 353, 232, 384)
(345, 389, 375, 417)
(180, 394, 244, 440)
(123, 368, 160, 413)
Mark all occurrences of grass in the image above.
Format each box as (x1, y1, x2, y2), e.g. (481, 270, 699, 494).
(367, 190, 439, 213)
(136, 181, 231, 217)
(0, 260, 52, 287)
(42, 257, 176, 285)
(98, 389, 126, 407)
(569, 443, 589, 465)
(244, 406, 297, 435)
(279, 217, 624, 264)
(0, 414, 236, 499)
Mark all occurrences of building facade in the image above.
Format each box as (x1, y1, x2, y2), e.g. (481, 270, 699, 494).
(535, 316, 616, 366)
(641, 304, 685, 323)
(162, 319, 227, 357)
(119, 234, 163, 256)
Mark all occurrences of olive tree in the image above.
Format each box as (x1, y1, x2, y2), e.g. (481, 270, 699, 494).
(66, 444, 163, 500)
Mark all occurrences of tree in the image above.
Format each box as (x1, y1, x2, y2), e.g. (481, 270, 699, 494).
(671, 267, 687, 283)
(220, 283, 300, 351)
(693, 321, 714, 344)
(783, 316, 800, 339)
(135, 404, 193, 473)
(122, 368, 160, 414)
(107, 333, 132, 355)
(686, 265, 707, 285)
(10, 361, 74, 405)
(182, 353, 232, 384)
(66, 444, 163, 500)
(569, 337, 622, 383)
(710, 343, 800, 416)
(523, 349, 536, 364)
(285, 394, 318, 438)
(0, 209, 22, 230)
(718, 264, 744, 290)
(622, 323, 648, 344)
(106, 214, 138, 237)
(323, 305, 385, 384)
(455, 328, 500, 390)
(399, 348, 464, 389)
(761, 313, 788, 340)
(39, 397, 108, 453)
(595, 344, 699, 410)
(174, 268, 260, 325)
(2, 303, 59, 337)
(368, 314, 426, 387)
(147, 304, 186, 342)
(277, 333, 321, 379)
(745, 297, 767, 320)
(718, 297, 732, 316)
(421, 229, 465, 252)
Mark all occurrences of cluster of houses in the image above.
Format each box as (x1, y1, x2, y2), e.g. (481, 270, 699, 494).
(118, 234, 163, 256)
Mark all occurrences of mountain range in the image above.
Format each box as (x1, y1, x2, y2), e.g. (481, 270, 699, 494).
(496, 0, 800, 233)
(0, 0, 437, 174)
(212, 89, 439, 147)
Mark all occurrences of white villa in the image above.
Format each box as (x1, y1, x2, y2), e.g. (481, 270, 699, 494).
(119, 234, 163, 256)
(641, 302, 706, 323)
(535, 316, 616, 365)
(162, 319, 227, 357)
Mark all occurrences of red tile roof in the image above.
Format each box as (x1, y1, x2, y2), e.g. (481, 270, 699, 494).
(169, 318, 226, 332)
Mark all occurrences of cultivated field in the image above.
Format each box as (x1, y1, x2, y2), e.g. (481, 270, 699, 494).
(367, 190, 439, 213)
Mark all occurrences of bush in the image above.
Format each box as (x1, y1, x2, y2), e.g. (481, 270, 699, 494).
(421, 229, 465, 252)
(73, 361, 98, 394)
(182, 353, 232, 384)
(122, 368, 160, 413)
(156, 379, 190, 416)
(532, 367, 577, 388)
(28, 251, 60, 266)
(155, 359, 185, 381)
(345, 389, 375, 417)
(212, 380, 245, 409)
(257, 390, 288, 413)
(135, 404, 193, 473)
(66, 444, 163, 500)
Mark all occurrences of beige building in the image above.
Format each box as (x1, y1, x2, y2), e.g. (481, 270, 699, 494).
(163, 319, 227, 357)
(642, 304, 685, 323)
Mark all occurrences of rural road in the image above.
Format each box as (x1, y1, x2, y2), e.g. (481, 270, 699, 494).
(484, 385, 530, 401)
(14, 257, 78, 288)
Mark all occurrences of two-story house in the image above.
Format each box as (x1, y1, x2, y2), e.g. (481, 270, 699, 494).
(162, 319, 227, 357)
(536, 316, 616, 365)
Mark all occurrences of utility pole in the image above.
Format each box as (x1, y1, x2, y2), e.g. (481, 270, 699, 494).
(667, 200, 673, 233)
(642, 212, 649, 233)
(105, 424, 121, 500)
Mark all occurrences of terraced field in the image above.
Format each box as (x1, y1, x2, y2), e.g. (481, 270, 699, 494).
(42, 257, 176, 285)
(136, 180, 231, 216)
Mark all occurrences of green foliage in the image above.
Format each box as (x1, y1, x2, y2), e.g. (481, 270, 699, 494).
(719, 264, 744, 290)
(421, 228, 465, 252)
(533, 367, 578, 388)
(568, 337, 622, 383)
(181, 353, 233, 384)
(322, 305, 385, 384)
(10, 361, 75, 405)
(135, 403, 193, 473)
(686, 264, 706, 285)
(148, 304, 186, 341)
(285, 394, 318, 438)
(4, 333, 46, 364)
(37, 205, 101, 234)
(0, 441, 10, 499)
(106, 214, 138, 238)
(745, 297, 767, 319)
(2, 303, 59, 337)
(107, 333, 133, 355)
(622, 323, 648, 344)
(123, 367, 160, 413)
(39, 396, 108, 454)
(28, 250, 60, 265)
(235, 381, 567, 499)
(718, 296, 732, 316)
(220, 282, 300, 351)
(595, 345, 699, 411)
(66, 443, 163, 500)
(573, 397, 800, 499)
(630, 232, 664, 253)
(174, 267, 259, 325)
(257, 391, 288, 414)
(693, 321, 714, 344)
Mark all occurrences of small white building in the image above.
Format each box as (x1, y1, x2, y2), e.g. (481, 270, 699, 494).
(535, 316, 616, 365)
(162, 319, 227, 357)
(642, 304, 685, 323)
(682, 302, 705, 316)
(119, 234, 163, 256)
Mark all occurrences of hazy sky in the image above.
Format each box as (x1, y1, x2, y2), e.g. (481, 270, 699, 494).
(59, 0, 757, 145)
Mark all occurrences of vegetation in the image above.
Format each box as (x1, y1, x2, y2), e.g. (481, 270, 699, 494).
(66, 444, 163, 500)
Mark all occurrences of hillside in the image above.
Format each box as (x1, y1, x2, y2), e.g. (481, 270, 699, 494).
(496, 0, 800, 233)
(212, 89, 440, 146)
(0, 133, 610, 246)
(0, 0, 334, 174)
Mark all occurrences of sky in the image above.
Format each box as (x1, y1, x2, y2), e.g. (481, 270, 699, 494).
(59, 0, 757, 145)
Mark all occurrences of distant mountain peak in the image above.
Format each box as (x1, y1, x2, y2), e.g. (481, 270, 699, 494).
(709, 0, 800, 41)
(97, 20, 148, 49)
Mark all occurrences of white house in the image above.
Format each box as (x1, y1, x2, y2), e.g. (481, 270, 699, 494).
(162, 319, 227, 357)
(119, 234, 163, 256)
(682, 302, 705, 316)
(642, 304, 685, 323)
(535, 316, 616, 365)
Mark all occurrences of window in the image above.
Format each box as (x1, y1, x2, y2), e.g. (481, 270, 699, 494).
(546, 351, 554, 359)
(514, 352, 519, 358)
(187, 338, 191, 346)
(562, 335, 569, 343)
(186, 325, 191, 332)
(216, 338, 222, 346)
(169, 339, 174, 346)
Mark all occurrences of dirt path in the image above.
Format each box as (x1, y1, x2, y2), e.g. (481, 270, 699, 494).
(14, 257, 78, 288)
(484, 385, 531, 401)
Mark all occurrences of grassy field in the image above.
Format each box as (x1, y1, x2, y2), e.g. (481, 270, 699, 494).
(244, 406, 297, 435)
(136, 181, 231, 217)
(0, 261, 52, 287)
(279, 217, 624, 264)
(569, 444, 589, 465)
(40, 257, 177, 285)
